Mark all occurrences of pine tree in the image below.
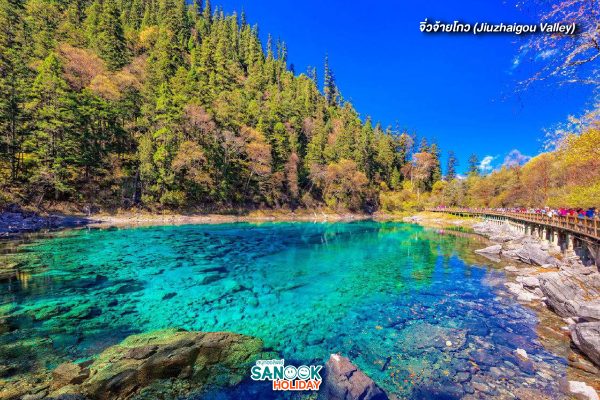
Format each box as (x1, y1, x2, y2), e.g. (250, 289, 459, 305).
(323, 55, 338, 106)
(0, 0, 29, 182)
(430, 143, 442, 184)
(95, 0, 128, 70)
(0, 0, 458, 212)
(202, 0, 212, 23)
(27, 53, 78, 198)
(468, 153, 480, 176)
(446, 151, 458, 181)
(129, 0, 145, 30)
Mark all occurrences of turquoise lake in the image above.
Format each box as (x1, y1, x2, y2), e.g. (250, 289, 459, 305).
(0, 221, 571, 399)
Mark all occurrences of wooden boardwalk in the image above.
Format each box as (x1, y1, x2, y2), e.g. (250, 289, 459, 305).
(426, 208, 600, 242)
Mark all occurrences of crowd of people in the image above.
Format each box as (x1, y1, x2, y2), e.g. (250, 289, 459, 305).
(500, 207, 597, 219)
(434, 206, 599, 220)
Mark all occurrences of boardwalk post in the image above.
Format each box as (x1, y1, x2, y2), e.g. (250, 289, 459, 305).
(551, 229, 559, 247)
(567, 234, 575, 252)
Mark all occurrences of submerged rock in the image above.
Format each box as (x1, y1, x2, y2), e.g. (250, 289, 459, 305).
(0, 263, 18, 281)
(49, 328, 267, 400)
(565, 381, 600, 400)
(323, 354, 387, 400)
(52, 363, 89, 389)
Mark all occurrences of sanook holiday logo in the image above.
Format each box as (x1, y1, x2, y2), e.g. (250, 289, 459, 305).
(250, 359, 322, 391)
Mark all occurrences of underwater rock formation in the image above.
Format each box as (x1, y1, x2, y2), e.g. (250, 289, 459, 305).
(48, 329, 267, 400)
(323, 354, 388, 400)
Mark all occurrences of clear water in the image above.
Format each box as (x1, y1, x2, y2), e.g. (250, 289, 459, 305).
(0, 221, 569, 399)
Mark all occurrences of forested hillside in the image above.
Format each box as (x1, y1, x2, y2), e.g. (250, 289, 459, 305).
(429, 120, 600, 208)
(0, 0, 597, 213)
(0, 0, 446, 211)
(430, 119, 600, 209)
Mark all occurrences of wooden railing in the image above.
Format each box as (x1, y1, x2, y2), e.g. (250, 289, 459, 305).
(426, 208, 600, 241)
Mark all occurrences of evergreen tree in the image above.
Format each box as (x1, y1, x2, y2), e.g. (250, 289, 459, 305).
(26, 53, 78, 198)
(468, 153, 480, 176)
(202, 0, 212, 23)
(430, 143, 442, 184)
(0, 0, 456, 212)
(446, 151, 458, 181)
(323, 55, 338, 106)
(0, 0, 29, 182)
(95, 0, 128, 70)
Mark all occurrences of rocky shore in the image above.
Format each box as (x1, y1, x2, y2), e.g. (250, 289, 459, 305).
(0, 205, 91, 238)
(471, 220, 600, 398)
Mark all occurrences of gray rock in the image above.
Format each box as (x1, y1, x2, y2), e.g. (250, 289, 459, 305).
(489, 234, 518, 243)
(579, 303, 600, 322)
(21, 391, 48, 400)
(520, 276, 541, 289)
(571, 322, 600, 367)
(475, 245, 502, 255)
(565, 381, 599, 400)
(515, 243, 560, 266)
(505, 282, 541, 302)
(471, 380, 491, 394)
(539, 271, 600, 319)
(323, 354, 387, 400)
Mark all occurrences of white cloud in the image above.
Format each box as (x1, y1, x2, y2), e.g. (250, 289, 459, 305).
(503, 149, 531, 168)
(479, 155, 496, 174)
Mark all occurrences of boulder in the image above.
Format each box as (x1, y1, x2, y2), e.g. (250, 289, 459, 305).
(565, 381, 599, 400)
(474, 245, 502, 255)
(50, 329, 267, 400)
(519, 276, 540, 289)
(489, 233, 518, 243)
(539, 271, 600, 319)
(504, 282, 540, 302)
(514, 243, 560, 266)
(515, 348, 528, 360)
(571, 322, 600, 367)
(579, 303, 600, 322)
(323, 354, 387, 400)
(397, 323, 467, 352)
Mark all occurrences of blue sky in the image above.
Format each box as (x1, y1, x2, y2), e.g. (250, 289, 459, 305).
(215, 0, 595, 174)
